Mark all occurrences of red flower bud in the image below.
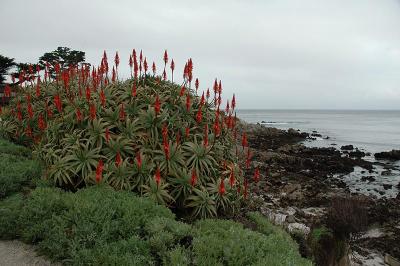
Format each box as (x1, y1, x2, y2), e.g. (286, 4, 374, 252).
(219, 179, 226, 195)
(115, 152, 122, 167)
(89, 103, 96, 120)
(38, 114, 46, 131)
(100, 89, 106, 107)
(191, 169, 197, 186)
(96, 160, 104, 183)
(136, 152, 142, 168)
(105, 127, 110, 143)
(155, 167, 161, 186)
(163, 50, 168, 64)
(152, 62, 156, 76)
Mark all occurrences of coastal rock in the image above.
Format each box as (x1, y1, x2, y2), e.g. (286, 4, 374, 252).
(361, 176, 376, 182)
(349, 149, 366, 158)
(383, 184, 392, 190)
(374, 150, 400, 161)
(341, 145, 354, 151)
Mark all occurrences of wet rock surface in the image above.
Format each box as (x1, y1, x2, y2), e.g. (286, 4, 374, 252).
(242, 123, 400, 262)
(375, 150, 400, 161)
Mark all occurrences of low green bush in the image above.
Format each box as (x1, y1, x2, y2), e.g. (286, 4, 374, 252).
(0, 138, 32, 157)
(0, 193, 24, 239)
(0, 186, 311, 265)
(0, 152, 42, 198)
(192, 218, 312, 266)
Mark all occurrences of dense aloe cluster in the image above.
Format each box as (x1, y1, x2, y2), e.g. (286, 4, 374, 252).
(0, 50, 251, 217)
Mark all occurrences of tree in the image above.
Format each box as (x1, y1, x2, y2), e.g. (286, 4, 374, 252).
(38, 47, 86, 77)
(0, 55, 15, 84)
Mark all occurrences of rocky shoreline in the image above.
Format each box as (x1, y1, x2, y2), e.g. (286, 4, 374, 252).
(241, 122, 400, 265)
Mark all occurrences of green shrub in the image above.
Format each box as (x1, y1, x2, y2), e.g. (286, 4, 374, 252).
(0, 138, 32, 157)
(192, 218, 312, 266)
(0, 152, 42, 198)
(0, 193, 24, 239)
(0, 187, 311, 265)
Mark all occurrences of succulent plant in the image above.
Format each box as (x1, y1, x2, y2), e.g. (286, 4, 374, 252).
(0, 50, 252, 217)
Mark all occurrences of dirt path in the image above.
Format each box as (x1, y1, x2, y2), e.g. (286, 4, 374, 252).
(0, 240, 58, 266)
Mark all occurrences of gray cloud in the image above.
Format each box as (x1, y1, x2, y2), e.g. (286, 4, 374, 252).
(1, 0, 400, 109)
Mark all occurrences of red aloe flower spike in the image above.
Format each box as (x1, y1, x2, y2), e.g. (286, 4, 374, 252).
(136, 152, 142, 168)
(144, 57, 148, 75)
(152, 62, 156, 76)
(231, 94, 236, 110)
(163, 50, 168, 65)
(11, 74, 15, 83)
(242, 133, 248, 148)
(253, 167, 260, 183)
(154, 95, 160, 115)
(115, 152, 122, 167)
(229, 169, 235, 188)
(95, 160, 104, 183)
(36, 76, 41, 97)
(195, 78, 199, 93)
(100, 89, 106, 107)
(191, 169, 197, 186)
(163, 140, 170, 160)
(112, 66, 116, 82)
(170, 59, 175, 82)
(54, 95, 62, 113)
(155, 167, 161, 186)
(225, 100, 230, 114)
(0, 106, 2, 115)
(206, 88, 210, 100)
(85, 85, 91, 102)
(179, 85, 185, 97)
(213, 79, 218, 95)
(38, 114, 46, 131)
(17, 111, 22, 122)
(200, 92, 205, 106)
(105, 127, 110, 143)
(213, 119, 220, 136)
(196, 107, 202, 123)
(162, 69, 167, 81)
(89, 103, 96, 120)
(186, 94, 191, 112)
(218, 80, 222, 94)
(203, 125, 209, 147)
(219, 179, 226, 195)
(76, 108, 82, 122)
(185, 127, 190, 138)
(27, 102, 33, 119)
(119, 103, 126, 120)
(129, 55, 133, 72)
(115, 51, 120, 69)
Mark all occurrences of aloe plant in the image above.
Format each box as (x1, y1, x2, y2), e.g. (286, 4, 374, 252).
(0, 50, 254, 217)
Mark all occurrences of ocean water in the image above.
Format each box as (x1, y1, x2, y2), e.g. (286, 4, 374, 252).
(236, 109, 400, 197)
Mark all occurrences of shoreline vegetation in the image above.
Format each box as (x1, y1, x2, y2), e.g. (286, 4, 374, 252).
(0, 50, 399, 265)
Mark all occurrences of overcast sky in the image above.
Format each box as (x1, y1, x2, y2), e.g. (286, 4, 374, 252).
(1, 0, 400, 109)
